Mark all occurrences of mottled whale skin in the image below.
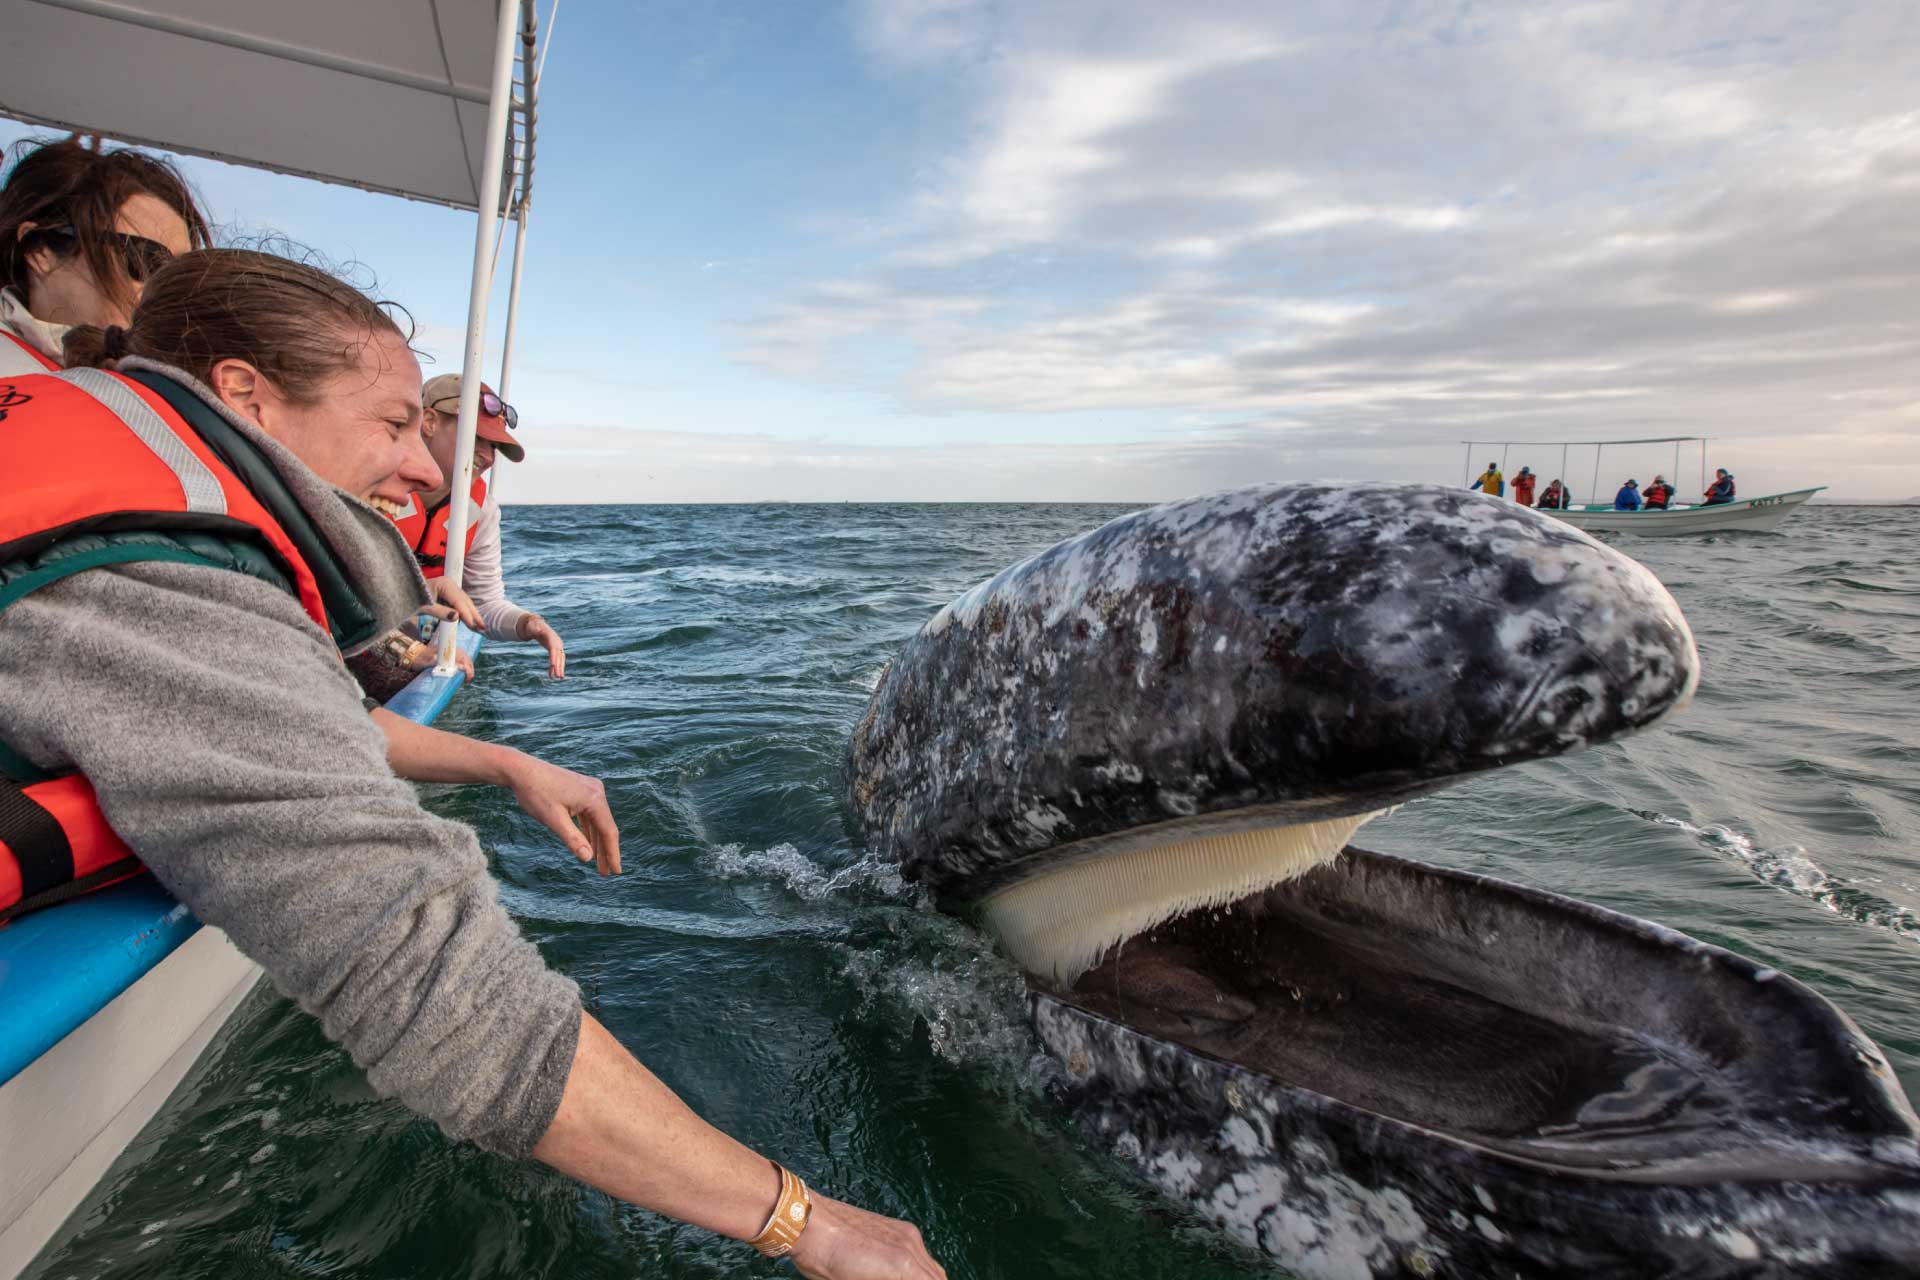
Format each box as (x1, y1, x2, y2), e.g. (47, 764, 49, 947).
(850, 482, 1698, 904)
(848, 483, 1920, 1277)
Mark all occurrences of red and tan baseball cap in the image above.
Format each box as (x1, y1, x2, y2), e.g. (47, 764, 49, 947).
(421, 373, 525, 462)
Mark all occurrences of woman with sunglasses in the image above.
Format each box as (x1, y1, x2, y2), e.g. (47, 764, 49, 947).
(0, 135, 208, 376)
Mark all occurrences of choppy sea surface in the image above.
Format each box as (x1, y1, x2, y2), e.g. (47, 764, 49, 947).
(28, 503, 1920, 1280)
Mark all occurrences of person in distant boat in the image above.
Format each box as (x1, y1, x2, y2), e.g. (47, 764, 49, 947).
(1472, 462, 1504, 496)
(1511, 466, 1536, 506)
(1643, 475, 1673, 510)
(0, 249, 944, 1280)
(1538, 478, 1569, 510)
(0, 135, 210, 375)
(1614, 479, 1642, 511)
(1704, 468, 1736, 504)
(390, 373, 565, 680)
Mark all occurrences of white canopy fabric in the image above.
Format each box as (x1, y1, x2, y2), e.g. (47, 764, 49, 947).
(1, 0, 535, 212)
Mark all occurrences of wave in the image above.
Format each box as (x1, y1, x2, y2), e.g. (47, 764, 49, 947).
(1642, 812, 1919, 946)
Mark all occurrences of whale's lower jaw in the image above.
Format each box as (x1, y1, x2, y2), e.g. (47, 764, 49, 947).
(980, 811, 1390, 987)
(1030, 846, 1920, 1279)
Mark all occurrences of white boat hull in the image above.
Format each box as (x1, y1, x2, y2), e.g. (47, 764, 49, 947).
(0, 929, 260, 1279)
(1538, 487, 1823, 536)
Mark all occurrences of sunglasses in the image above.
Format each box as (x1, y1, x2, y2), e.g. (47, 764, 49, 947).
(429, 389, 518, 429)
(37, 225, 174, 283)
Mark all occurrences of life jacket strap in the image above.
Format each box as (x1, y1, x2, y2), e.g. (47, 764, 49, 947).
(0, 776, 70, 901)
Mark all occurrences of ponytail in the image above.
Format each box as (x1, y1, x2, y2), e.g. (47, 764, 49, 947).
(60, 322, 130, 368)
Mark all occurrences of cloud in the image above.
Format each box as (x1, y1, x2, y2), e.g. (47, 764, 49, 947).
(735, 0, 1920, 497)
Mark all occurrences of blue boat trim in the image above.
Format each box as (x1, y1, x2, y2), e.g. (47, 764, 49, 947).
(0, 624, 485, 1086)
(383, 623, 484, 722)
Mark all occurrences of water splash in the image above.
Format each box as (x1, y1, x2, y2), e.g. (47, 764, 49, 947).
(839, 919, 1057, 1092)
(705, 842, 1054, 1087)
(707, 841, 908, 902)
(1647, 813, 1920, 945)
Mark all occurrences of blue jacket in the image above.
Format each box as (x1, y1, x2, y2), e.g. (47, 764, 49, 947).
(1705, 475, 1736, 504)
(1614, 485, 1642, 511)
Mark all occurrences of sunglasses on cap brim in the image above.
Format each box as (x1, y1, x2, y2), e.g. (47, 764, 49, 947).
(429, 390, 518, 430)
(35, 225, 174, 283)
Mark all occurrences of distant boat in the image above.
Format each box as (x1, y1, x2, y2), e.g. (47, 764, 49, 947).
(1542, 486, 1825, 536)
(1462, 435, 1824, 537)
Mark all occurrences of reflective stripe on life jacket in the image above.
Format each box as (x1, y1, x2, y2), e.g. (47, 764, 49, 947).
(391, 476, 487, 579)
(2, 328, 61, 373)
(0, 368, 340, 923)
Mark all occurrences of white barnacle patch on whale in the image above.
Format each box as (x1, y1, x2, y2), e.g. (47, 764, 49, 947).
(980, 811, 1388, 986)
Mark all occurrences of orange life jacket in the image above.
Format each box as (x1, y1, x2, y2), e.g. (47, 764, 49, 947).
(1512, 473, 1536, 505)
(391, 476, 487, 579)
(2, 328, 61, 372)
(0, 367, 371, 923)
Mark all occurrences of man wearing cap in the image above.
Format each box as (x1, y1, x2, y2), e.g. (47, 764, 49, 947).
(394, 373, 566, 678)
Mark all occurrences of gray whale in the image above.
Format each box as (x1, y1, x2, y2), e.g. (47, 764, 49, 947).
(849, 483, 1920, 1276)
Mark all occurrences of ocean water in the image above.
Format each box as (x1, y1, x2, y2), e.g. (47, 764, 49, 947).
(26, 503, 1920, 1280)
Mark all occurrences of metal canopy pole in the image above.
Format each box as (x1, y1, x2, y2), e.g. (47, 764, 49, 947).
(1560, 443, 1568, 500)
(488, 205, 530, 510)
(1500, 443, 1510, 497)
(435, 0, 522, 674)
(1462, 442, 1472, 488)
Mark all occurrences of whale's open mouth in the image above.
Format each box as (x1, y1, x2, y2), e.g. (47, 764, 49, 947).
(1034, 844, 1917, 1184)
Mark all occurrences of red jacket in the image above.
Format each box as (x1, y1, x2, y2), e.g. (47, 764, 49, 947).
(391, 477, 487, 580)
(1511, 473, 1537, 506)
(0, 369, 335, 922)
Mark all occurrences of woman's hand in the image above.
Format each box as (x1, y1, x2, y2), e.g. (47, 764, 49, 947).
(789, 1194, 947, 1280)
(519, 613, 566, 679)
(502, 751, 619, 874)
(426, 578, 484, 630)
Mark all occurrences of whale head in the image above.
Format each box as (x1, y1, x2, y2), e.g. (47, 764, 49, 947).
(849, 483, 1699, 983)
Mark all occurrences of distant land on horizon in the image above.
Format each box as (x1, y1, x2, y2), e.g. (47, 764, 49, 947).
(1809, 496, 1920, 506)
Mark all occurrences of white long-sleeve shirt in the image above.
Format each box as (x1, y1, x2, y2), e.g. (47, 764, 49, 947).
(452, 490, 532, 643)
(0, 287, 68, 374)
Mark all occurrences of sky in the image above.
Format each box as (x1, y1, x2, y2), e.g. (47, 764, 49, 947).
(6, 0, 1919, 502)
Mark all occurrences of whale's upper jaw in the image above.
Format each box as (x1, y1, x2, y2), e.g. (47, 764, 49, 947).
(849, 482, 1699, 905)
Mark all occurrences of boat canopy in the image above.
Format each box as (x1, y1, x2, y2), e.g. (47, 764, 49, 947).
(1461, 436, 1706, 447)
(2, 0, 538, 213)
(1460, 436, 1712, 498)
(3, 0, 548, 668)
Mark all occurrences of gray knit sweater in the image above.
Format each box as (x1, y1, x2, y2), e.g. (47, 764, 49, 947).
(0, 362, 581, 1157)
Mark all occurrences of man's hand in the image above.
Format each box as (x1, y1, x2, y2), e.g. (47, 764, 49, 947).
(519, 613, 566, 679)
(502, 752, 619, 874)
(403, 638, 474, 678)
(427, 578, 484, 630)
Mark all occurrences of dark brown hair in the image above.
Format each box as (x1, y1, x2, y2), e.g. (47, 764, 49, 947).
(0, 136, 213, 312)
(64, 248, 411, 402)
